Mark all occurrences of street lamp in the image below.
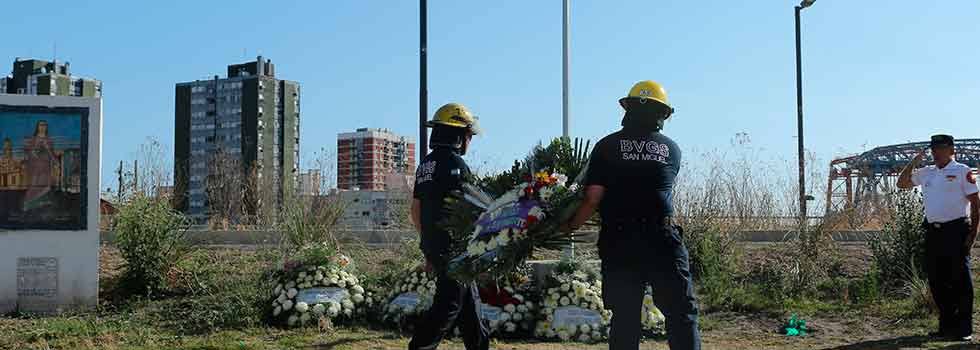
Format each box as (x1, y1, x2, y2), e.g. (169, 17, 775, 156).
(419, 0, 429, 156)
(795, 0, 815, 222)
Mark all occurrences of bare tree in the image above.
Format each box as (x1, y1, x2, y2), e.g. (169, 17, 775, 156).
(132, 137, 173, 199)
(206, 147, 245, 230)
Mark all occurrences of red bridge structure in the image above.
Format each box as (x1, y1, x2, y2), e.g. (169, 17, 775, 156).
(827, 139, 980, 222)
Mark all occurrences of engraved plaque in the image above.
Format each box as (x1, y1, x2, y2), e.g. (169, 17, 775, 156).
(17, 257, 58, 313)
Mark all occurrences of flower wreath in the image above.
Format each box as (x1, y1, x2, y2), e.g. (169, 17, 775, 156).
(267, 254, 372, 328)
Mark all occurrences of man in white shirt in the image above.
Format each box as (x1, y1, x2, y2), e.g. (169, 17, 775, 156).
(898, 134, 980, 341)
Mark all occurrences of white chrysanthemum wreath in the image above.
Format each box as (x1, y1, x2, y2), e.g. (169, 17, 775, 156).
(267, 254, 375, 328)
(382, 269, 437, 325)
(534, 263, 610, 343)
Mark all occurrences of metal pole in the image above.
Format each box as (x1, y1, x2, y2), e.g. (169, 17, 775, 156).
(795, 6, 807, 223)
(420, 0, 429, 156)
(562, 0, 570, 139)
(561, 0, 574, 261)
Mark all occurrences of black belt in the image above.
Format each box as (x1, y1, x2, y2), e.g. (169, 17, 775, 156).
(928, 217, 967, 229)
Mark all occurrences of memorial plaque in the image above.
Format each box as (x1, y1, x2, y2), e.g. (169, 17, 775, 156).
(390, 292, 423, 310)
(552, 306, 602, 330)
(296, 287, 349, 305)
(480, 303, 502, 322)
(16, 257, 58, 313)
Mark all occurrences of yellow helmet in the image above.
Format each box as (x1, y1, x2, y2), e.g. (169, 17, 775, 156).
(619, 80, 672, 111)
(428, 103, 482, 135)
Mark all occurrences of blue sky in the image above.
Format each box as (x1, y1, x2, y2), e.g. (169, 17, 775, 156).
(3, 0, 979, 190)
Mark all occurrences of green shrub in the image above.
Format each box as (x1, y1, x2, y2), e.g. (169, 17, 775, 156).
(682, 222, 738, 281)
(141, 249, 275, 334)
(114, 195, 191, 297)
(848, 268, 881, 305)
(277, 194, 346, 254)
(782, 223, 842, 293)
(868, 190, 927, 294)
(899, 263, 935, 317)
(681, 222, 743, 310)
(750, 262, 791, 303)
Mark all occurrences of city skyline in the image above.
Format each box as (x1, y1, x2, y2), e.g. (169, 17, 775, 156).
(173, 56, 300, 219)
(2, 1, 978, 197)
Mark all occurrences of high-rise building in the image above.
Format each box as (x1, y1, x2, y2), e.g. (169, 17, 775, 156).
(297, 170, 321, 196)
(1, 58, 102, 97)
(337, 128, 415, 191)
(174, 56, 300, 219)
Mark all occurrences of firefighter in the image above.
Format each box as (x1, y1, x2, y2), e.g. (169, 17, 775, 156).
(409, 103, 489, 350)
(562, 81, 700, 350)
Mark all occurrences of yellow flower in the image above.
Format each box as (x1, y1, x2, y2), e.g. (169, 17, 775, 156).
(535, 171, 550, 181)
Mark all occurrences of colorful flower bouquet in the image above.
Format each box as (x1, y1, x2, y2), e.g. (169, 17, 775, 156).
(446, 171, 587, 283)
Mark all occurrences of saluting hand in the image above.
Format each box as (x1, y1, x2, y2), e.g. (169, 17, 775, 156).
(913, 148, 927, 162)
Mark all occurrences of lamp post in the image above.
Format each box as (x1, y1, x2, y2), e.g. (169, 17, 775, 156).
(420, 0, 428, 155)
(562, 0, 570, 139)
(561, 0, 575, 261)
(795, 0, 815, 223)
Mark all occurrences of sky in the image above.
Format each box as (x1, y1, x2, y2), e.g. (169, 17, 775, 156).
(3, 0, 979, 191)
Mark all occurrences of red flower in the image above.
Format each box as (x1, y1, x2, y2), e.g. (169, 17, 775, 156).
(478, 285, 519, 306)
(526, 215, 539, 226)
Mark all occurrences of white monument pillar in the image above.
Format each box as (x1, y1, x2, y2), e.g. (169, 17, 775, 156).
(0, 95, 102, 314)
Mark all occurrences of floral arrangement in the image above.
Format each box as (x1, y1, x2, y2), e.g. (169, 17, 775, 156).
(534, 262, 610, 343)
(447, 171, 586, 283)
(641, 285, 667, 336)
(382, 268, 438, 325)
(472, 269, 539, 337)
(267, 254, 372, 328)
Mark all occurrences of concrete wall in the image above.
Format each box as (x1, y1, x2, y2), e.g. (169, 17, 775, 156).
(0, 95, 101, 314)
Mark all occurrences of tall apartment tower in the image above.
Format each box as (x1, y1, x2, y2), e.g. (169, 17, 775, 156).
(337, 128, 415, 191)
(1, 58, 102, 97)
(174, 56, 300, 219)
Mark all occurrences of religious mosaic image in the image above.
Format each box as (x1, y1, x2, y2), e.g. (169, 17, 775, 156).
(0, 105, 88, 230)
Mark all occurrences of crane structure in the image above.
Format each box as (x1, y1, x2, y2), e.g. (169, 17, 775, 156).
(827, 139, 980, 216)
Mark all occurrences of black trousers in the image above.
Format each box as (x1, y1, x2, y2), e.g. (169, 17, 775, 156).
(599, 222, 701, 350)
(408, 256, 489, 350)
(925, 218, 974, 337)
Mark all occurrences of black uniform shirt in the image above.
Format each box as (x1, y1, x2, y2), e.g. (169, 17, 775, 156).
(413, 147, 471, 257)
(584, 129, 682, 221)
